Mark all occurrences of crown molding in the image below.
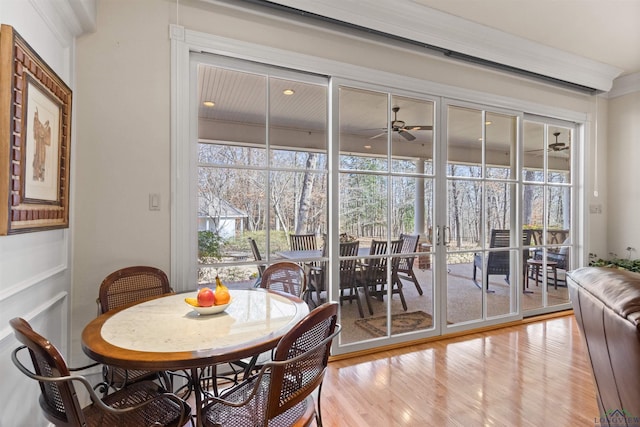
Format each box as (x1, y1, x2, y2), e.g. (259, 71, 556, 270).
(607, 73, 640, 99)
(29, 0, 96, 47)
(255, 0, 622, 92)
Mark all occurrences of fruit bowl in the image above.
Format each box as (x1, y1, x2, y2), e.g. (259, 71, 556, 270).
(189, 298, 232, 315)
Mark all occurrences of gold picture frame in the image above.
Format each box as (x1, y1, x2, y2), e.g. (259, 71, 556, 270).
(0, 24, 72, 234)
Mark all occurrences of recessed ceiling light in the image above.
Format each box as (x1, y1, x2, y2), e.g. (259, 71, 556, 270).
(283, 89, 295, 96)
(485, 121, 492, 125)
(364, 145, 372, 149)
(203, 101, 215, 107)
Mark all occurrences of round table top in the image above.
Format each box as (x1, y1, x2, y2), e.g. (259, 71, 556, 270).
(82, 288, 309, 370)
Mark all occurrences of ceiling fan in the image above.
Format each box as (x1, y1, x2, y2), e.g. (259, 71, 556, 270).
(370, 106, 433, 141)
(527, 131, 570, 153)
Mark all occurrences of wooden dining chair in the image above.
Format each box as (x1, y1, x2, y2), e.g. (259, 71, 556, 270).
(358, 239, 406, 315)
(338, 240, 364, 318)
(96, 266, 174, 392)
(9, 317, 192, 427)
(289, 233, 318, 251)
(201, 302, 340, 427)
(396, 233, 423, 295)
(248, 237, 266, 286)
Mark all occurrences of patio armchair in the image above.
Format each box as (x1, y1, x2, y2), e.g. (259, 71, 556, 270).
(473, 229, 532, 292)
(532, 237, 570, 287)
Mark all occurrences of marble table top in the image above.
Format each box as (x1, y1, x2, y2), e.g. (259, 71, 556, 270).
(82, 288, 309, 369)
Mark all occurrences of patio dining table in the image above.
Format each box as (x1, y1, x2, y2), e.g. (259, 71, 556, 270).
(82, 288, 309, 427)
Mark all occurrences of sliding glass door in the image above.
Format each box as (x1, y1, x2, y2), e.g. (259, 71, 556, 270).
(336, 85, 436, 346)
(441, 102, 522, 327)
(187, 56, 578, 357)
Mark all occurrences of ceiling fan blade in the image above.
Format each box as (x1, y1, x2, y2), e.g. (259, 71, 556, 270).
(398, 129, 416, 141)
(369, 131, 387, 140)
(405, 125, 433, 131)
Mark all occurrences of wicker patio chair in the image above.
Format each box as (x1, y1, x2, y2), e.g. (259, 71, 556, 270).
(201, 302, 340, 427)
(97, 266, 174, 392)
(473, 229, 532, 292)
(9, 317, 191, 427)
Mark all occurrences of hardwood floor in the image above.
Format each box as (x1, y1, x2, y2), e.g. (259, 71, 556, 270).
(320, 314, 598, 426)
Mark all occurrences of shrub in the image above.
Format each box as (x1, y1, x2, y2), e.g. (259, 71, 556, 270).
(198, 231, 224, 259)
(589, 254, 640, 273)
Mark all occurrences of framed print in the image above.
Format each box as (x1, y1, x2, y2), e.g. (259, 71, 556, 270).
(0, 24, 72, 234)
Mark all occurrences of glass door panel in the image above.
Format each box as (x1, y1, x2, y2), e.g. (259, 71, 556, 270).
(444, 103, 520, 327)
(338, 86, 436, 344)
(522, 120, 573, 313)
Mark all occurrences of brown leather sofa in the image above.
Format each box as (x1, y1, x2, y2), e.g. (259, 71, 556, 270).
(567, 267, 640, 425)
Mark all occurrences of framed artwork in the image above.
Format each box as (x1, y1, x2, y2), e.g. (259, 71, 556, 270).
(0, 24, 72, 234)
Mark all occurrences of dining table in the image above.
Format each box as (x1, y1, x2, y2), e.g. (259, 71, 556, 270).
(82, 288, 309, 427)
(276, 246, 371, 260)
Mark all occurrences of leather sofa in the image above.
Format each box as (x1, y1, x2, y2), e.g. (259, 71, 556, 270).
(567, 267, 640, 425)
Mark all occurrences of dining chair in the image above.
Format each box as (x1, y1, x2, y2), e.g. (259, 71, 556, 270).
(396, 233, 423, 295)
(96, 266, 174, 393)
(201, 302, 340, 427)
(235, 261, 309, 379)
(258, 261, 307, 298)
(338, 240, 364, 318)
(358, 239, 406, 315)
(289, 233, 318, 251)
(9, 317, 192, 427)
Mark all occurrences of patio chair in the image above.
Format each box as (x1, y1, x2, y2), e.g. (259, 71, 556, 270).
(358, 239, 406, 315)
(396, 233, 423, 295)
(532, 237, 570, 289)
(248, 237, 266, 285)
(96, 266, 173, 393)
(201, 302, 340, 427)
(9, 317, 191, 427)
(338, 240, 364, 318)
(473, 229, 532, 292)
(289, 233, 318, 251)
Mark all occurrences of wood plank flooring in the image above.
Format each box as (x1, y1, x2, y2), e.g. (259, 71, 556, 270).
(320, 314, 598, 426)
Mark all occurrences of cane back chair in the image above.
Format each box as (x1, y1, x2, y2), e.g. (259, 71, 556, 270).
(9, 317, 191, 427)
(97, 266, 174, 391)
(201, 302, 340, 427)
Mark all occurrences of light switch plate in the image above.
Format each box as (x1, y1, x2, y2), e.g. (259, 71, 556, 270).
(149, 193, 160, 211)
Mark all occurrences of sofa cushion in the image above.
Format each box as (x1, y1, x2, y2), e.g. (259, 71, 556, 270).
(568, 266, 640, 326)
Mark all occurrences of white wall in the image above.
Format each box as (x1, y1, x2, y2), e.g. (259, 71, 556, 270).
(607, 90, 640, 259)
(0, 1, 95, 425)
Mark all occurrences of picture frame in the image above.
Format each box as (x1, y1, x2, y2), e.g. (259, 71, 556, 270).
(0, 24, 72, 234)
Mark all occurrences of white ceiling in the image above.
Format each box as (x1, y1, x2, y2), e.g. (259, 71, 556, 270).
(413, 0, 640, 77)
(251, 0, 638, 91)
